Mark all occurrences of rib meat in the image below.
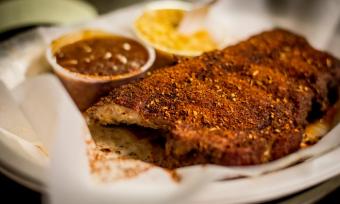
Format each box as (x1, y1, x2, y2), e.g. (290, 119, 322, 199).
(86, 29, 340, 166)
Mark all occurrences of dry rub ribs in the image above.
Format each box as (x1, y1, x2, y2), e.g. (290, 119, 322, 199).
(86, 29, 340, 166)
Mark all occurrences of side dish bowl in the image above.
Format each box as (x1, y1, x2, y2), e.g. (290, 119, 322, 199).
(46, 29, 155, 110)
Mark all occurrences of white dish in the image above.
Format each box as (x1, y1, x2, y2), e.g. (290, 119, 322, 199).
(0, 2, 339, 203)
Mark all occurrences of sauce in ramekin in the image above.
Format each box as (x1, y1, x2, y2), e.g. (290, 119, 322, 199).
(55, 36, 149, 77)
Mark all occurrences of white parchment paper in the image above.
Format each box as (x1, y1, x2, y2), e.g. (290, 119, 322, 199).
(0, 1, 339, 203)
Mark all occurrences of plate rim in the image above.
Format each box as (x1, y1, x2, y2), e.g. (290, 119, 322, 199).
(0, 2, 339, 203)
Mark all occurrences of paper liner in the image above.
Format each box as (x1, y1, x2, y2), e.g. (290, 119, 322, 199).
(0, 1, 339, 203)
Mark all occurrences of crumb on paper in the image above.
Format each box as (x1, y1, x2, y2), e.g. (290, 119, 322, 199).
(35, 144, 49, 157)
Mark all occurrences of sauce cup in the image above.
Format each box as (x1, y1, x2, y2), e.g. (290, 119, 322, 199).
(46, 29, 155, 111)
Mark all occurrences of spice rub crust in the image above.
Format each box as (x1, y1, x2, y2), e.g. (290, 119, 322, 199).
(87, 29, 340, 166)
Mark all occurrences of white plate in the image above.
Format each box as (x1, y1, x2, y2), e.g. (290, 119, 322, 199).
(0, 2, 339, 203)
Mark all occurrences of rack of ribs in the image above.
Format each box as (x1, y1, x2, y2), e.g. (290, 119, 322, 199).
(86, 29, 340, 166)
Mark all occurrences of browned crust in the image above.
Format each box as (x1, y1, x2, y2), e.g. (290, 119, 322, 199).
(165, 125, 303, 166)
(87, 29, 340, 166)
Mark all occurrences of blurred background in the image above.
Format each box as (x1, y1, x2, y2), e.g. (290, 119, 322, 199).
(0, 0, 339, 53)
(0, 0, 339, 203)
(0, 0, 151, 41)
